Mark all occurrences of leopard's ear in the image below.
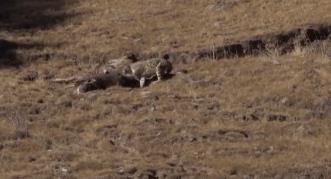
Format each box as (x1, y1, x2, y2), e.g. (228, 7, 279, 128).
(87, 78, 97, 83)
(162, 54, 170, 60)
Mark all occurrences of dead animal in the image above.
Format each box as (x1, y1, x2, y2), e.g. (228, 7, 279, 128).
(101, 52, 139, 75)
(52, 70, 138, 94)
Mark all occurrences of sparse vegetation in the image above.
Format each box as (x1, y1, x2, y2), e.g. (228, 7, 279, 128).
(10, 111, 29, 139)
(1, 0, 331, 178)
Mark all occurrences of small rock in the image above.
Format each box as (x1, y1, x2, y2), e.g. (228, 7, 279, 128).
(27, 156, 37, 162)
(145, 169, 158, 178)
(272, 60, 281, 65)
(61, 167, 68, 173)
(224, 131, 248, 140)
(229, 168, 238, 175)
(267, 114, 288, 122)
(118, 166, 138, 175)
(140, 91, 160, 100)
(37, 99, 44, 103)
(118, 168, 125, 174)
(150, 104, 156, 112)
(280, 97, 289, 105)
(167, 162, 177, 167)
(28, 107, 40, 115)
(127, 167, 138, 174)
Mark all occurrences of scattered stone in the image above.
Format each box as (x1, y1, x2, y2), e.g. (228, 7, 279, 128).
(37, 99, 44, 104)
(280, 97, 289, 105)
(118, 166, 137, 175)
(272, 59, 281, 65)
(27, 156, 37, 162)
(127, 167, 138, 175)
(229, 168, 238, 175)
(242, 113, 260, 121)
(224, 131, 248, 140)
(141, 169, 158, 179)
(60, 167, 68, 173)
(140, 91, 160, 100)
(267, 114, 288, 122)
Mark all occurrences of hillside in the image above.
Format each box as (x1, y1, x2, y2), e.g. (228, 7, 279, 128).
(1, 0, 331, 178)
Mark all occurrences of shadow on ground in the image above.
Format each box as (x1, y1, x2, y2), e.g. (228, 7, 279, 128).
(0, 40, 21, 67)
(0, 40, 47, 68)
(0, 0, 78, 67)
(0, 0, 77, 30)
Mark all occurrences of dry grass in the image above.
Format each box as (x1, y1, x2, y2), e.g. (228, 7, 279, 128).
(2, 0, 331, 65)
(2, 53, 331, 178)
(1, 0, 331, 178)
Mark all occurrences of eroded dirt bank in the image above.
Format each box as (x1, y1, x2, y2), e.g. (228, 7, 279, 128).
(146, 23, 331, 62)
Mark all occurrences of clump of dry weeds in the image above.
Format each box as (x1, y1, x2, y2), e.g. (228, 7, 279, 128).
(9, 111, 29, 139)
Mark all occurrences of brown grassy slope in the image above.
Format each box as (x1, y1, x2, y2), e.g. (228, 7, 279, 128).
(1, 0, 331, 178)
(2, 53, 331, 178)
(1, 0, 331, 65)
(40, 0, 331, 56)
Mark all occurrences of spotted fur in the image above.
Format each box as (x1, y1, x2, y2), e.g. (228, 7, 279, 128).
(126, 54, 172, 87)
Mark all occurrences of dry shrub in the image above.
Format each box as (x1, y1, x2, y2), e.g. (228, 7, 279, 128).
(9, 111, 29, 139)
